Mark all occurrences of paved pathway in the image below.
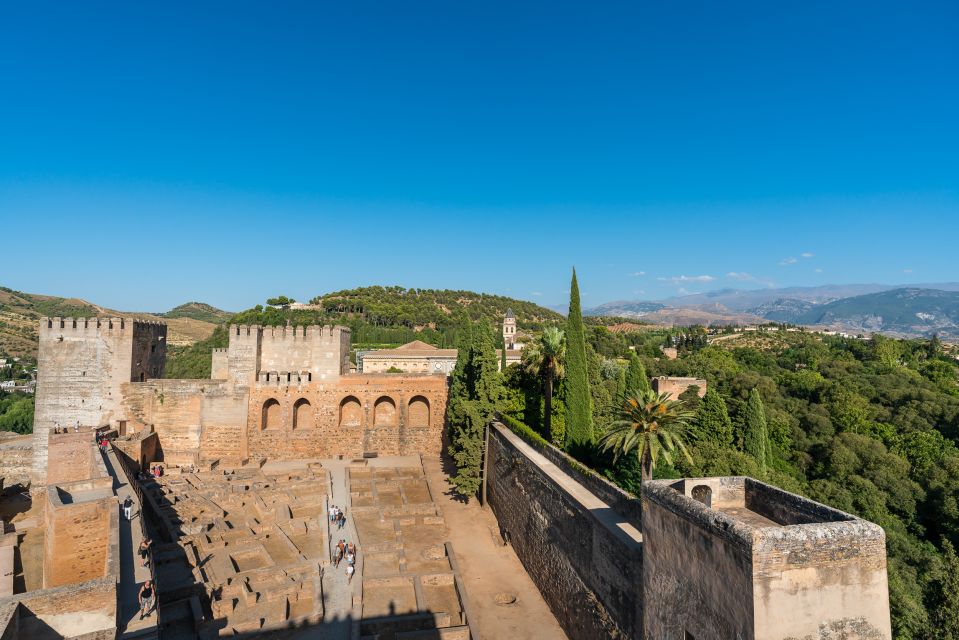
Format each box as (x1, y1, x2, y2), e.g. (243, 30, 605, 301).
(99, 447, 158, 639)
(318, 460, 360, 638)
(423, 456, 568, 640)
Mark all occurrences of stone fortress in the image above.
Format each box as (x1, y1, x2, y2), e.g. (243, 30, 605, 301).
(0, 315, 894, 639)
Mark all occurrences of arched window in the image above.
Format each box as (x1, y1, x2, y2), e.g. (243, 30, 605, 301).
(262, 398, 281, 430)
(339, 396, 362, 427)
(293, 398, 313, 430)
(691, 485, 712, 508)
(374, 396, 397, 427)
(408, 396, 430, 427)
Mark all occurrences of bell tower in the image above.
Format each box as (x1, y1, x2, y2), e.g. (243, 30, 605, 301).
(503, 308, 517, 350)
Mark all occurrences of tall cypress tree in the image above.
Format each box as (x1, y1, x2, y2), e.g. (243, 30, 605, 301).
(625, 351, 650, 396)
(615, 365, 627, 407)
(743, 388, 769, 474)
(447, 318, 503, 499)
(564, 268, 593, 446)
(694, 389, 734, 447)
(501, 335, 508, 371)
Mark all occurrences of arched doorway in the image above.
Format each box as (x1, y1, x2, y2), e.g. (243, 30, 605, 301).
(262, 398, 281, 430)
(374, 396, 397, 427)
(339, 396, 362, 427)
(691, 485, 712, 508)
(293, 398, 313, 430)
(408, 396, 430, 427)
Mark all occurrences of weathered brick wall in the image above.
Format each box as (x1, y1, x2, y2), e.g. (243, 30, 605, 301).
(246, 374, 448, 460)
(112, 432, 159, 473)
(642, 482, 754, 640)
(119, 379, 250, 464)
(487, 425, 643, 640)
(8, 577, 115, 639)
(651, 376, 707, 399)
(43, 487, 113, 588)
(0, 438, 33, 487)
(46, 432, 95, 486)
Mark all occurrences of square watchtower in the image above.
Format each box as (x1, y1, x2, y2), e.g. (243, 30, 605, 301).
(642, 477, 891, 640)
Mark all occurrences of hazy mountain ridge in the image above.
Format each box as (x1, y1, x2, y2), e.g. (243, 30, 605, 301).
(587, 283, 959, 338)
(0, 286, 221, 357)
(793, 288, 959, 337)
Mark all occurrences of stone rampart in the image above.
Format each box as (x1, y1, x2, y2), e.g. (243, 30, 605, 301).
(0, 438, 33, 487)
(486, 422, 643, 640)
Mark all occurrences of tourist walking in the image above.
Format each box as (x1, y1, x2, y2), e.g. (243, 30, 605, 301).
(122, 496, 135, 521)
(346, 563, 354, 584)
(138, 580, 155, 619)
(139, 538, 153, 567)
(334, 540, 345, 567)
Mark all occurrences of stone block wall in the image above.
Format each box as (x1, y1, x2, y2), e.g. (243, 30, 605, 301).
(46, 432, 96, 486)
(642, 478, 892, 640)
(119, 379, 250, 464)
(487, 424, 643, 640)
(0, 438, 33, 487)
(641, 481, 754, 639)
(42, 481, 114, 588)
(246, 374, 448, 460)
(651, 376, 707, 399)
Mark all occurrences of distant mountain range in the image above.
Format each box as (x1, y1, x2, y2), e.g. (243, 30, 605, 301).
(585, 283, 959, 339)
(0, 286, 231, 358)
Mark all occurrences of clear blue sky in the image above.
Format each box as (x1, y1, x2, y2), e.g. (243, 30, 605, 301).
(1, 1, 957, 311)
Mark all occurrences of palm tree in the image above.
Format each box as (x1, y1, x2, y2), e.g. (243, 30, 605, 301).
(600, 388, 695, 483)
(523, 327, 565, 441)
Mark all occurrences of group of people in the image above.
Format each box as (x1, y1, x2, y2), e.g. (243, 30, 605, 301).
(52, 420, 81, 434)
(333, 539, 357, 583)
(328, 504, 347, 530)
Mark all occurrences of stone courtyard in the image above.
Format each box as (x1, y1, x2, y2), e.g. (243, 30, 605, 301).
(136, 456, 476, 639)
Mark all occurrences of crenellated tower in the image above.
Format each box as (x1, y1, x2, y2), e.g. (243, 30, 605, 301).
(32, 317, 167, 486)
(221, 324, 352, 385)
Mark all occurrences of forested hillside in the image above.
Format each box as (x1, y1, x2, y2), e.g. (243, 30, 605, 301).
(501, 324, 959, 638)
(163, 287, 562, 376)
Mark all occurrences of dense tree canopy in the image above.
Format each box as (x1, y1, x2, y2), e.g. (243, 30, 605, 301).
(502, 325, 959, 638)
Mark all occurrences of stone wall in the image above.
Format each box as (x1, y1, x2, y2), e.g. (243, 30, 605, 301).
(642, 478, 892, 640)
(486, 423, 643, 640)
(0, 438, 33, 487)
(246, 374, 448, 460)
(46, 432, 97, 486)
(119, 379, 250, 465)
(641, 480, 754, 639)
(42, 480, 115, 589)
(651, 376, 707, 399)
(226, 324, 351, 385)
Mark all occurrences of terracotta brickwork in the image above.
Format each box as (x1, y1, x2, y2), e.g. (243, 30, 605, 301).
(46, 431, 97, 486)
(43, 481, 114, 589)
(651, 375, 707, 399)
(246, 374, 448, 460)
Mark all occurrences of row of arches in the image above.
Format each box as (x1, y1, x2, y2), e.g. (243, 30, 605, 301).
(260, 396, 431, 430)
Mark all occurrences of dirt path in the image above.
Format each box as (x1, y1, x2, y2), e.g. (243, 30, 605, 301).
(422, 457, 568, 640)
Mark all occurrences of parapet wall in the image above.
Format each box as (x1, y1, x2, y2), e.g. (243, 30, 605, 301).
(642, 478, 892, 640)
(486, 423, 643, 640)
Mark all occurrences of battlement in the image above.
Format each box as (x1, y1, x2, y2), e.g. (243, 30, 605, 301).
(41, 317, 167, 333)
(212, 348, 228, 354)
(257, 370, 313, 385)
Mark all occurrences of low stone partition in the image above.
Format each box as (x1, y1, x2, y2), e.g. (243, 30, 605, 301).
(486, 422, 643, 640)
